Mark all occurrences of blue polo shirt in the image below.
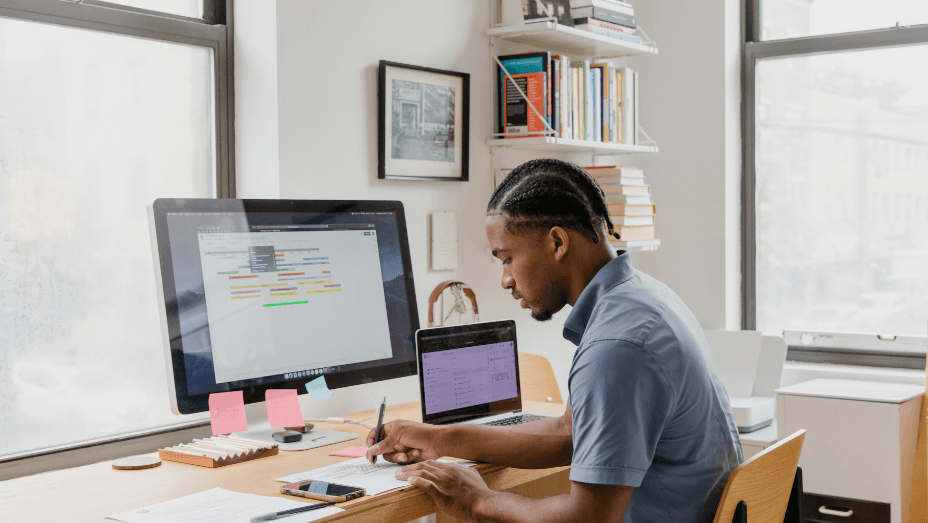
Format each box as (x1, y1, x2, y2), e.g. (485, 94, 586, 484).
(564, 252, 743, 522)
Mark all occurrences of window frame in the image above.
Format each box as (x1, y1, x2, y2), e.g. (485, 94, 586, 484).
(742, 0, 928, 369)
(0, 0, 235, 474)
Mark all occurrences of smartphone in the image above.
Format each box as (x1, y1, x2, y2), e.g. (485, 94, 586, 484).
(280, 480, 366, 502)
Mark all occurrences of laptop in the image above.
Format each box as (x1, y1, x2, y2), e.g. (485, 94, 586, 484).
(416, 320, 554, 426)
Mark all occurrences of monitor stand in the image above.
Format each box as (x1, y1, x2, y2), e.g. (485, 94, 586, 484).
(232, 422, 359, 451)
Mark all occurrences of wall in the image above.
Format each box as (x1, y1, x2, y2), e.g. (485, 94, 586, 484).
(232, 0, 749, 408)
(627, 0, 744, 331)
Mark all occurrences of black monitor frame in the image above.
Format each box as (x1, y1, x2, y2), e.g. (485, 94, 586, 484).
(149, 198, 419, 415)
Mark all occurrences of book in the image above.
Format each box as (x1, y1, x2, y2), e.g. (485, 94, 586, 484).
(612, 224, 655, 241)
(585, 165, 644, 177)
(525, 0, 575, 25)
(571, 6, 636, 28)
(591, 62, 612, 143)
(593, 176, 647, 185)
(619, 67, 635, 145)
(569, 0, 634, 15)
(608, 203, 656, 216)
(575, 20, 642, 43)
(615, 70, 623, 143)
(573, 17, 636, 34)
(611, 239, 661, 249)
(633, 69, 639, 145)
(502, 72, 547, 137)
(592, 67, 602, 142)
(498, 53, 550, 137)
(583, 60, 593, 141)
(554, 55, 571, 138)
(610, 215, 654, 226)
(605, 193, 652, 205)
(550, 55, 558, 132)
(601, 184, 650, 195)
(570, 66, 580, 140)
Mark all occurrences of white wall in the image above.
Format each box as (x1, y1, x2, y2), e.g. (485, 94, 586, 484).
(627, 0, 744, 331)
(233, 0, 749, 411)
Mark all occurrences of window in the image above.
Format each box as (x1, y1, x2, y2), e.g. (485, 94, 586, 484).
(745, 0, 928, 368)
(0, 0, 233, 458)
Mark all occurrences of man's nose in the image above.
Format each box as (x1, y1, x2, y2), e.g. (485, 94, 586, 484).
(501, 270, 514, 290)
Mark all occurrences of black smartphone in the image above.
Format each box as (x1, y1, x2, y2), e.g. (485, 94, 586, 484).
(280, 480, 366, 502)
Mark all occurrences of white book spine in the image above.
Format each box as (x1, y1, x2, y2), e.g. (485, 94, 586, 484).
(584, 60, 593, 141)
(620, 67, 635, 145)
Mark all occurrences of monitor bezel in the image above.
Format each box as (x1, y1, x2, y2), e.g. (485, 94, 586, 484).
(416, 320, 523, 425)
(149, 198, 419, 415)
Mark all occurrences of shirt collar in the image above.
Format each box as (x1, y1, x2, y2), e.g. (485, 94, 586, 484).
(562, 251, 636, 345)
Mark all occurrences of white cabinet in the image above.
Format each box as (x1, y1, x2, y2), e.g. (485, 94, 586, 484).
(776, 379, 924, 523)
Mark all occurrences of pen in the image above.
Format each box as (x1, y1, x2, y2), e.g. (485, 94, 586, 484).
(250, 500, 337, 523)
(371, 396, 387, 464)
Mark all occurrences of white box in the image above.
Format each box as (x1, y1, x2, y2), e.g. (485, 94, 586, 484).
(776, 379, 924, 523)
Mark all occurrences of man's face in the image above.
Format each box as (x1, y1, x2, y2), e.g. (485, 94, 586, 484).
(485, 216, 568, 322)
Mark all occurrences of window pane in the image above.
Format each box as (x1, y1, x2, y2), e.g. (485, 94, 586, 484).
(760, 0, 928, 40)
(102, 0, 203, 19)
(0, 17, 214, 456)
(755, 46, 928, 340)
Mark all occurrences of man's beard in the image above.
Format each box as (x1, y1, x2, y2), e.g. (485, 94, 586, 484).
(529, 283, 566, 322)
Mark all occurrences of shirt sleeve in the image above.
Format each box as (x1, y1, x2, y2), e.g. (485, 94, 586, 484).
(568, 339, 675, 487)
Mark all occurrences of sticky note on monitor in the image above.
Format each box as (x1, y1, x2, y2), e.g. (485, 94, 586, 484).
(208, 391, 247, 435)
(266, 389, 304, 428)
(305, 376, 334, 402)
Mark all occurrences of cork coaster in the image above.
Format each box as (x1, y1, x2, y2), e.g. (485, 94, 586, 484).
(112, 456, 162, 470)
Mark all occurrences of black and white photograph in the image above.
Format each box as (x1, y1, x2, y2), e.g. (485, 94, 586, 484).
(378, 60, 469, 181)
(390, 79, 455, 163)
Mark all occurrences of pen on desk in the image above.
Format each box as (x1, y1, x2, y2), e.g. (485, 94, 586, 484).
(249, 500, 337, 523)
(371, 396, 387, 464)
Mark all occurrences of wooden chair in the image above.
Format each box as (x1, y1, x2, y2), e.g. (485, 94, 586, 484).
(518, 353, 564, 404)
(712, 429, 806, 523)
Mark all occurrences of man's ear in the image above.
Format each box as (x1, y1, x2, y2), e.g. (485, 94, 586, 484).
(549, 226, 569, 261)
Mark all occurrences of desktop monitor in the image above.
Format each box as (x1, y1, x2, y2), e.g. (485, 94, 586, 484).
(148, 199, 419, 415)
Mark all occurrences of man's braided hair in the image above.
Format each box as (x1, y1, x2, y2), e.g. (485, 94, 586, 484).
(487, 159, 621, 243)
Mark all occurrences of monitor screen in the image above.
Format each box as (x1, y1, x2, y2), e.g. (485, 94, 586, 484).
(149, 199, 419, 415)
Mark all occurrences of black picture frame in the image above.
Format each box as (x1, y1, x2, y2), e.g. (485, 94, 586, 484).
(378, 60, 470, 182)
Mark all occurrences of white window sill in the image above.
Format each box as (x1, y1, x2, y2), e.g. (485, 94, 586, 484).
(781, 360, 925, 389)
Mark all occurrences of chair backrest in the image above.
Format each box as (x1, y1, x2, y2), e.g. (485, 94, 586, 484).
(712, 430, 806, 523)
(518, 353, 564, 404)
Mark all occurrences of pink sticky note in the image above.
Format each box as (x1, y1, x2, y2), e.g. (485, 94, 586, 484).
(266, 389, 304, 428)
(329, 446, 368, 458)
(208, 391, 248, 435)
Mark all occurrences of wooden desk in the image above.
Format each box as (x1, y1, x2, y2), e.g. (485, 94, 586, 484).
(0, 401, 568, 523)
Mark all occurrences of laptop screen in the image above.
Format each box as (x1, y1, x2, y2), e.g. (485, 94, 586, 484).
(416, 320, 523, 425)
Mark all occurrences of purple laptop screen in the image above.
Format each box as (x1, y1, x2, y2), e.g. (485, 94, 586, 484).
(422, 342, 518, 416)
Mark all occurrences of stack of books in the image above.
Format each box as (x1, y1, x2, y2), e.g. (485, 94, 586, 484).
(497, 53, 638, 145)
(584, 164, 659, 248)
(570, 0, 640, 44)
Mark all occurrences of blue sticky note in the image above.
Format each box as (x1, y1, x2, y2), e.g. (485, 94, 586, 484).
(305, 376, 334, 402)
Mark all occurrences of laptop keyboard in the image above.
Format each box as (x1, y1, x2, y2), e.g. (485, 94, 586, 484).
(480, 414, 547, 427)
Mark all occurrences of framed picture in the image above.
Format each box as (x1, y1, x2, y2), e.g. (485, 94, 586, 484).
(378, 60, 469, 181)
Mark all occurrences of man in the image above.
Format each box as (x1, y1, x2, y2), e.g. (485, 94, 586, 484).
(367, 159, 743, 522)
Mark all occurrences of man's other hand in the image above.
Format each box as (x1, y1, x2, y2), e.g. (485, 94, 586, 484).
(396, 460, 491, 521)
(366, 419, 441, 464)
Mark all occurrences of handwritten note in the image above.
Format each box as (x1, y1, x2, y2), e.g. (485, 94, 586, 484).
(305, 376, 334, 402)
(208, 391, 247, 435)
(266, 389, 304, 428)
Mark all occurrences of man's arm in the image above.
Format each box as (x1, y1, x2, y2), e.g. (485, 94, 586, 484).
(366, 402, 573, 469)
(397, 460, 633, 523)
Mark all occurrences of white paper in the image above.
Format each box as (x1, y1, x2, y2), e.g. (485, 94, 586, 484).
(276, 458, 475, 496)
(107, 487, 344, 523)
